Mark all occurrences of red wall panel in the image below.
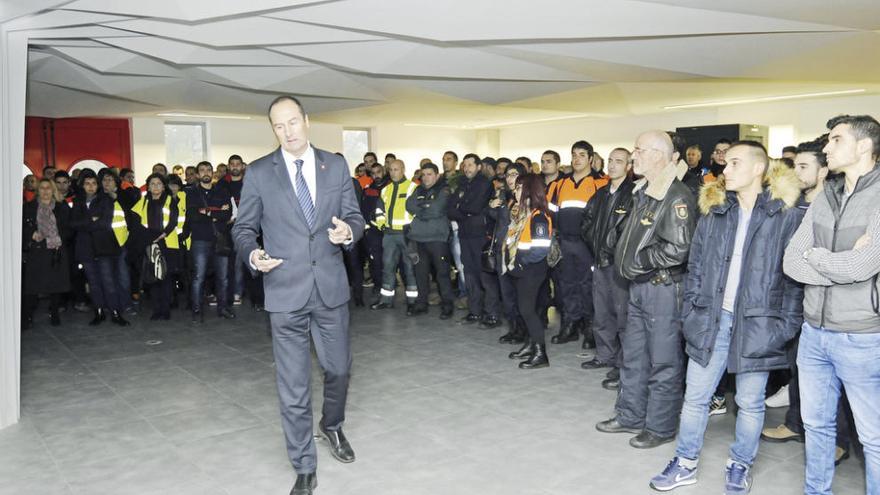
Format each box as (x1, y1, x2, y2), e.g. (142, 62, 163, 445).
(23, 117, 132, 176)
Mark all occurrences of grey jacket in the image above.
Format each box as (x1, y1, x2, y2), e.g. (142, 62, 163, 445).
(783, 164, 880, 333)
(232, 146, 365, 312)
(405, 183, 450, 243)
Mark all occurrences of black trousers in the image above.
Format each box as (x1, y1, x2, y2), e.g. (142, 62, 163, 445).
(592, 264, 629, 367)
(148, 277, 173, 317)
(513, 262, 549, 345)
(459, 235, 500, 317)
(558, 237, 594, 324)
(498, 271, 519, 322)
(413, 241, 454, 310)
(362, 228, 383, 286)
(343, 241, 364, 301)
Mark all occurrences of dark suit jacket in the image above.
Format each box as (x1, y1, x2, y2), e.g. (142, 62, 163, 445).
(232, 146, 365, 312)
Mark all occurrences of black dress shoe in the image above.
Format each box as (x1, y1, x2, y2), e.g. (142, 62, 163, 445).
(460, 313, 481, 324)
(290, 472, 317, 495)
(508, 340, 534, 360)
(606, 367, 620, 380)
(319, 424, 355, 463)
(89, 308, 105, 326)
(629, 431, 674, 449)
(581, 358, 611, 370)
(219, 307, 236, 319)
(596, 417, 641, 434)
(439, 306, 453, 320)
(601, 378, 620, 390)
(550, 321, 579, 344)
(498, 321, 518, 343)
(370, 301, 393, 310)
(111, 310, 130, 327)
(479, 315, 502, 329)
(519, 344, 549, 369)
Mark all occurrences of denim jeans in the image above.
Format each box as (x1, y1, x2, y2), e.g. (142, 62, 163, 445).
(675, 310, 770, 466)
(798, 321, 880, 495)
(83, 256, 125, 311)
(190, 240, 229, 312)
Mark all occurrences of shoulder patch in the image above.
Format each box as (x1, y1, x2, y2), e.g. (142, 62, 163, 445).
(534, 223, 547, 237)
(674, 203, 689, 220)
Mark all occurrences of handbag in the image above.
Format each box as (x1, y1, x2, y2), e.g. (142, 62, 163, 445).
(141, 243, 167, 284)
(481, 232, 498, 272)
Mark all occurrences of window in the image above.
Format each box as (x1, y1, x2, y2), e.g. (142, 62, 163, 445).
(164, 122, 207, 166)
(342, 128, 370, 171)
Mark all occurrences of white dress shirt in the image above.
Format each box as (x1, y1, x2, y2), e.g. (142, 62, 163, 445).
(282, 144, 316, 205)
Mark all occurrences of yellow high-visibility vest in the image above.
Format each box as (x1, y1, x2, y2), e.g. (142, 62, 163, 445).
(111, 201, 128, 247)
(131, 195, 180, 249)
(375, 179, 416, 231)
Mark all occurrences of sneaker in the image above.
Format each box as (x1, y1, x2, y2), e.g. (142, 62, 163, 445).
(765, 384, 790, 408)
(233, 294, 242, 306)
(761, 424, 804, 443)
(709, 395, 727, 416)
(649, 457, 698, 491)
(724, 460, 752, 494)
(207, 294, 218, 306)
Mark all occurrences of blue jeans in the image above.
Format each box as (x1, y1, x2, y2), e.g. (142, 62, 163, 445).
(190, 240, 230, 312)
(798, 321, 880, 495)
(675, 310, 770, 466)
(82, 256, 125, 312)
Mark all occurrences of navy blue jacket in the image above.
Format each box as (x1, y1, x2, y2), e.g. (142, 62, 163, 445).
(185, 183, 233, 242)
(682, 166, 804, 373)
(447, 173, 492, 238)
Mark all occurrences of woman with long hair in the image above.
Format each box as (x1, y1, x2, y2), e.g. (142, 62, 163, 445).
(22, 178, 72, 328)
(130, 173, 180, 320)
(504, 173, 554, 369)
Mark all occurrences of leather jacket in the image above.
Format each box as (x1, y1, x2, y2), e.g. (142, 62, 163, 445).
(581, 177, 635, 268)
(616, 162, 697, 282)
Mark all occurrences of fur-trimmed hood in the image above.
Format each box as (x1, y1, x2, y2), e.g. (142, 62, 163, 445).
(698, 162, 801, 215)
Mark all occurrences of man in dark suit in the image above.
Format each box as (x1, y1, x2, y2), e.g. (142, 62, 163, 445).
(232, 95, 365, 495)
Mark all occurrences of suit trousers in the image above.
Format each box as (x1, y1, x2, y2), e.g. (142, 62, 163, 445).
(459, 235, 500, 317)
(615, 280, 685, 438)
(558, 237, 594, 324)
(413, 241, 454, 311)
(269, 285, 352, 474)
(592, 264, 629, 367)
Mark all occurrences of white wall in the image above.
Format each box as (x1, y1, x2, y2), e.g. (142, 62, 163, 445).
(131, 117, 343, 181)
(499, 94, 880, 162)
(369, 124, 478, 175)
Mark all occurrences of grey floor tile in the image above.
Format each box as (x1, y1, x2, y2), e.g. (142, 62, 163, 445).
(147, 401, 263, 445)
(43, 419, 169, 466)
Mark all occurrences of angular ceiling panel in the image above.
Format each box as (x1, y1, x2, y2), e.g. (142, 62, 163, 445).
(13, 1, 880, 122)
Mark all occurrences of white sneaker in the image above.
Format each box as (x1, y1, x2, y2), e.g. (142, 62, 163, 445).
(765, 384, 790, 408)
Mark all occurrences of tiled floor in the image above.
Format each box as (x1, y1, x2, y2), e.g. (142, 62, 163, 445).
(5, 299, 867, 495)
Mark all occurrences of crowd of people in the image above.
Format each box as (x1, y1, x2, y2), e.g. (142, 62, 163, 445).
(20, 113, 879, 495)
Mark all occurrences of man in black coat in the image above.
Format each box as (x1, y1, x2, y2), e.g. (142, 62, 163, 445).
(581, 148, 634, 382)
(446, 153, 499, 326)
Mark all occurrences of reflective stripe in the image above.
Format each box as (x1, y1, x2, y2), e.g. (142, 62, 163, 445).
(380, 288, 394, 297)
(530, 238, 551, 247)
(162, 208, 171, 215)
(391, 218, 411, 226)
(559, 200, 587, 209)
(517, 243, 532, 250)
(405, 290, 418, 298)
(548, 203, 559, 212)
(111, 221, 127, 228)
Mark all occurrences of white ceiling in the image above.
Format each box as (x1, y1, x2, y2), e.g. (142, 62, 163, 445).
(5, 0, 880, 126)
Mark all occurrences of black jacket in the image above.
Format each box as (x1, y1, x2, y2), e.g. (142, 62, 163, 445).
(70, 193, 119, 260)
(447, 173, 492, 238)
(361, 177, 387, 227)
(405, 183, 450, 243)
(185, 183, 233, 242)
(683, 166, 804, 373)
(582, 177, 635, 268)
(681, 165, 703, 199)
(616, 162, 697, 282)
(484, 193, 515, 274)
(23, 200, 73, 294)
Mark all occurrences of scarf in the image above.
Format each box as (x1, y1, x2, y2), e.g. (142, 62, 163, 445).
(503, 202, 528, 273)
(37, 201, 62, 249)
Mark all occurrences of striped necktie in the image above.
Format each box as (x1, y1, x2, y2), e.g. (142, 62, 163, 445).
(294, 159, 316, 229)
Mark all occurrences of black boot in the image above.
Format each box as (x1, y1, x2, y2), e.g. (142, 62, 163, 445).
(498, 320, 518, 343)
(111, 310, 130, 327)
(550, 320, 579, 344)
(89, 308, 105, 326)
(508, 339, 535, 360)
(353, 287, 364, 307)
(50, 308, 61, 327)
(580, 319, 596, 350)
(519, 344, 549, 369)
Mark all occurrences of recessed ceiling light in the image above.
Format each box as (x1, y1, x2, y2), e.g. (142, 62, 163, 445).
(157, 112, 252, 120)
(663, 89, 866, 110)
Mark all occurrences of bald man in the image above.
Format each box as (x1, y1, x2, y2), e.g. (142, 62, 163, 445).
(596, 130, 697, 450)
